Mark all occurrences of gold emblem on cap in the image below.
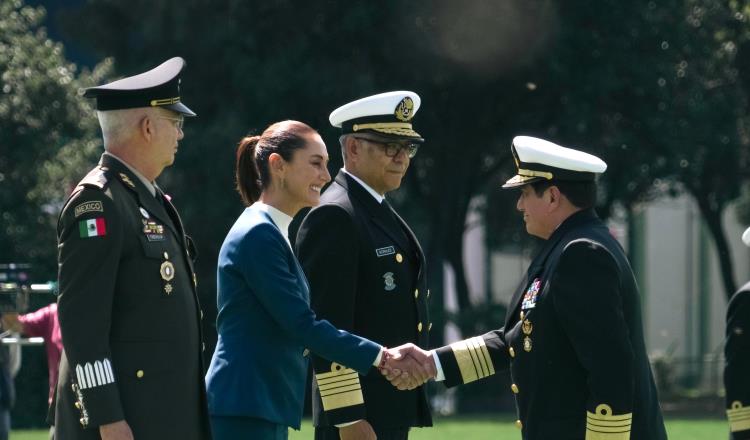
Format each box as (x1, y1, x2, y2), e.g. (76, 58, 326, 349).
(522, 319, 533, 335)
(394, 96, 415, 122)
(396, 253, 403, 263)
(164, 283, 173, 295)
(160, 261, 175, 281)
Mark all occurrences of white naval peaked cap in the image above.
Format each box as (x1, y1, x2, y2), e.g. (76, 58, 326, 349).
(742, 226, 750, 247)
(329, 91, 424, 142)
(502, 136, 607, 188)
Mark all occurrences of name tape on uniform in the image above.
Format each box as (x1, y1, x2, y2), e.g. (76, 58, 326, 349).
(74, 201, 104, 217)
(376, 246, 396, 257)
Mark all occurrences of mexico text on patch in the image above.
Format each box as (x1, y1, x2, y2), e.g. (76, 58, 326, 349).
(74, 201, 103, 218)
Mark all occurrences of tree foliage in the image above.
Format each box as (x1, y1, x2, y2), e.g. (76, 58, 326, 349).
(0, 0, 109, 275)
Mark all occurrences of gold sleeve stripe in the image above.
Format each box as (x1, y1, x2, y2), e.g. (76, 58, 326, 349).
(449, 336, 496, 384)
(318, 378, 360, 392)
(466, 337, 490, 377)
(472, 336, 496, 376)
(316, 371, 358, 385)
(727, 401, 750, 433)
(585, 404, 631, 440)
(315, 366, 357, 380)
(320, 383, 362, 396)
(315, 363, 364, 411)
(319, 387, 364, 411)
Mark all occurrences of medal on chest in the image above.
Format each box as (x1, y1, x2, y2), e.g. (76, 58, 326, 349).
(142, 213, 165, 241)
(521, 278, 541, 310)
(517, 310, 534, 353)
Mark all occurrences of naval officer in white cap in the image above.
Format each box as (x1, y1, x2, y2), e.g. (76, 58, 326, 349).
(724, 226, 750, 440)
(295, 91, 433, 440)
(385, 136, 668, 439)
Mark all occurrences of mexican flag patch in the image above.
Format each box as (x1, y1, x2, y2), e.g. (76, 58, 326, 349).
(79, 218, 107, 238)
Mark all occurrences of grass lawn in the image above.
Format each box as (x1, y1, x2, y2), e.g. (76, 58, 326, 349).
(10, 416, 727, 439)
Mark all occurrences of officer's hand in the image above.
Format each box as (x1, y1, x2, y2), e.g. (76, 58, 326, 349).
(339, 419, 377, 440)
(100, 420, 134, 440)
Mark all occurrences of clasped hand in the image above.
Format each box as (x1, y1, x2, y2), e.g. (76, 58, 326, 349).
(378, 343, 436, 390)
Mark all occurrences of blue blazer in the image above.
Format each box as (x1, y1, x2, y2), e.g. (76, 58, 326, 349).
(205, 206, 381, 429)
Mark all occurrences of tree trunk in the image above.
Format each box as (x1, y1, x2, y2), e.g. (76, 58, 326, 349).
(693, 194, 737, 300)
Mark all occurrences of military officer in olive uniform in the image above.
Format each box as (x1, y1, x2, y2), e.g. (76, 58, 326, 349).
(724, 227, 750, 439)
(295, 91, 432, 440)
(53, 57, 210, 440)
(388, 136, 667, 439)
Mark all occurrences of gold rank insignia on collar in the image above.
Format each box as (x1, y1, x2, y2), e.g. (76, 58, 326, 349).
(118, 173, 135, 188)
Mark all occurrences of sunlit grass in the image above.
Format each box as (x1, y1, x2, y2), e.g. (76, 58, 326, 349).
(11, 416, 727, 440)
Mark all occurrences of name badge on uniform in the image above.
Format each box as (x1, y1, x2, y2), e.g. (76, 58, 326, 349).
(521, 278, 541, 310)
(376, 246, 395, 257)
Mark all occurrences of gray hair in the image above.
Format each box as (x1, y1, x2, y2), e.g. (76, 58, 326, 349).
(339, 134, 350, 160)
(97, 108, 148, 149)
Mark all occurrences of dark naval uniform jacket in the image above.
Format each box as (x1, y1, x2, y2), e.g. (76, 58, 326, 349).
(435, 209, 666, 440)
(725, 282, 750, 439)
(296, 170, 432, 430)
(53, 154, 210, 440)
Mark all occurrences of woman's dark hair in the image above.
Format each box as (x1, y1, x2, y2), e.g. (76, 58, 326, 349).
(235, 120, 317, 206)
(531, 179, 597, 209)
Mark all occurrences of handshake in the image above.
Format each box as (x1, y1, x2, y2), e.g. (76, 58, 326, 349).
(378, 343, 436, 390)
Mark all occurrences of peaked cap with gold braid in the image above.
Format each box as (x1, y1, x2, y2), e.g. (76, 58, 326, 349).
(502, 136, 606, 188)
(83, 57, 196, 116)
(329, 91, 424, 142)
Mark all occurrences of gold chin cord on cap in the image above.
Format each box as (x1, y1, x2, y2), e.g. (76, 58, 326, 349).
(352, 122, 413, 132)
(150, 96, 181, 106)
(518, 168, 554, 180)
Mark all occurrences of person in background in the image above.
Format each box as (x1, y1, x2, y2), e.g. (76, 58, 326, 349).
(2, 303, 61, 408)
(0, 342, 18, 440)
(3, 303, 60, 438)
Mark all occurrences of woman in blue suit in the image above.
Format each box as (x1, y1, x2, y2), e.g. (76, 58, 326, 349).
(206, 121, 417, 439)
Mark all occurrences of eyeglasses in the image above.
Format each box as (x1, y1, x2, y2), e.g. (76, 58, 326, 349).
(157, 115, 185, 131)
(354, 137, 420, 159)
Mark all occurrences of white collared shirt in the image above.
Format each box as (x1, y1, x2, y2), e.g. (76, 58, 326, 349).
(253, 202, 293, 248)
(104, 152, 157, 197)
(342, 168, 385, 204)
